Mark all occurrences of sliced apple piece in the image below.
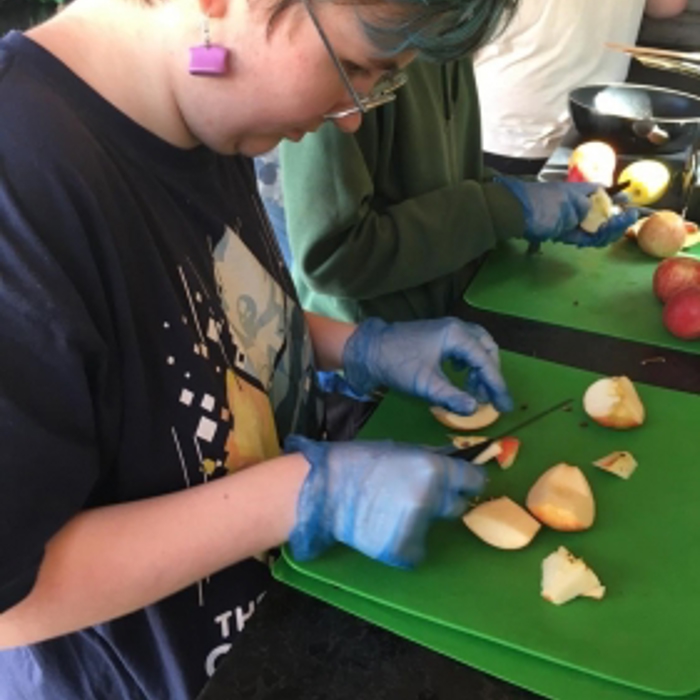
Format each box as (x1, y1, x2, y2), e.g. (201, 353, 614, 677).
(583, 376, 645, 430)
(580, 187, 617, 234)
(471, 441, 503, 465)
(496, 437, 520, 470)
(450, 435, 503, 466)
(431, 403, 500, 431)
(526, 463, 595, 531)
(463, 496, 541, 550)
(541, 546, 605, 605)
(593, 450, 638, 480)
(450, 435, 488, 449)
(683, 221, 700, 249)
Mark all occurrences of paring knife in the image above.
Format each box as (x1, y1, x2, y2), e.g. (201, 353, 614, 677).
(447, 398, 574, 461)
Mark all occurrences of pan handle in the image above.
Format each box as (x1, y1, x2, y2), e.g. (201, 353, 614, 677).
(632, 120, 670, 145)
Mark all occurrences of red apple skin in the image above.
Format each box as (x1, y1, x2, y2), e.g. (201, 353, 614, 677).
(663, 288, 700, 340)
(654, 257, 700, 303)
(567, 164, 587, 183)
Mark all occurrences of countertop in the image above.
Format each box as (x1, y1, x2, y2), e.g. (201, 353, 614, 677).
(199, 68, 700, 700)
(197, 294, 698, 700)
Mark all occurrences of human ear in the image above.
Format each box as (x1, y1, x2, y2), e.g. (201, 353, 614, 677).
(197, 0, 228, 19)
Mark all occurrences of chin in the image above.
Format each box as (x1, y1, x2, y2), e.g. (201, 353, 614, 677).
(238, 136, 285, 158)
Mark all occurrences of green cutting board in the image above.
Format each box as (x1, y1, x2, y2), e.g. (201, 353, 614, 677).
(282, 351, 700, 696)
(274, 556, 689, 700)
(465, 239, 700, 355)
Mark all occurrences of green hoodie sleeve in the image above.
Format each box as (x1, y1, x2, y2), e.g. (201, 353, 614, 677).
(280, 60, 525, 318)
(281, 126, 523, 301)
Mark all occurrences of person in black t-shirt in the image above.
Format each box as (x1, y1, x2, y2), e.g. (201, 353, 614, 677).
(0, 0, 519, 697)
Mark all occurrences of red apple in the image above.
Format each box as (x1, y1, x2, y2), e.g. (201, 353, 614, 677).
(653, 256, 700, 303)
(567, 141, 616, 187)
(663, 287, 700, 340)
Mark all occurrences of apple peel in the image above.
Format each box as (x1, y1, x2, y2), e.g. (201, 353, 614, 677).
(526, 463, 595, 531)
(463, 496, 541, 550)
(431, 403, 500, 431)
(496, 437, 520, 469)
(541, 546, 605, 606)
(593, 450, 638, 479)
(583, 376, 645, 430)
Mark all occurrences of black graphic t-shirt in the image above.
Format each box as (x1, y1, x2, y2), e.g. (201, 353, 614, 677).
(0, 32, 320, 700)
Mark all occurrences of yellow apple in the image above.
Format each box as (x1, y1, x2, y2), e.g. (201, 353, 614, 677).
(618, 160, 670, 206)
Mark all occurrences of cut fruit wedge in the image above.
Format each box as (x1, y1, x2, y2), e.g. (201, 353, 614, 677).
(463, 497, 541, 550)
(431, 403, 500, 431)
(496, 437, 521, 469)
(542, 546, 605, 605)
(593, 450, 638, 479)
(583, 376, 645, 430)
(526, 463, 595, 532)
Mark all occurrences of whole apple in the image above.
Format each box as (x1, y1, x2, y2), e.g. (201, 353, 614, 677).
(636, 211, 686, 259)
(567, 141, 616, 187)
(653, 256, 700, 303)
(663, 287, 700, 340)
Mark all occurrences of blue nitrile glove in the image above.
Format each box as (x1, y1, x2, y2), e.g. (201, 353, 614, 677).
(286, 435, 486, 568)
(498, 177, 638, 248)
(342, 317, 514, 417)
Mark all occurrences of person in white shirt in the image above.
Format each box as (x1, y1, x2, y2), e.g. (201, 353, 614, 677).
(474, 0, 688, 175)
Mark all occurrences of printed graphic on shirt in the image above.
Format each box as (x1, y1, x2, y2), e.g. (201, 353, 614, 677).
(162, 222, 314, 487)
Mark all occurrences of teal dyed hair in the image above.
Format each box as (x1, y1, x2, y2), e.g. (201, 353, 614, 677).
(362, 0, 520, 61)
(268, 0, 520, 62)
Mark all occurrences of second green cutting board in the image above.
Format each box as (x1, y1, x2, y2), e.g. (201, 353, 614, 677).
(465, 239, 700, 355)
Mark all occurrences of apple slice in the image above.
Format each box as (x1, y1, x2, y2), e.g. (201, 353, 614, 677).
(526, 463, 595, 531)
(450, 435, 488, 449)
(580, 187, 617, 234)
(496, 437, 520, 470)
(583, 376, 645, 430)
(593, 450, 638, 479)
(471, 441, 503, 465)
(450, 435, 503, 465)
(463, 497, 541, 550)
(431, 403, 500, 431)
(541, 546, 605, 605)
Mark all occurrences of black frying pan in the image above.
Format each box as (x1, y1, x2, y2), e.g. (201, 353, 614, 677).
(568, 83, 700, 155)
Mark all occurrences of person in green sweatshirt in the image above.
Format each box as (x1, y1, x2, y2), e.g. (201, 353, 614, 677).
(265, 57, 637, 325)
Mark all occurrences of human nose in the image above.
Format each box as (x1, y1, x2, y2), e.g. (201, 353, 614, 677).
(332, 111, 363, 133)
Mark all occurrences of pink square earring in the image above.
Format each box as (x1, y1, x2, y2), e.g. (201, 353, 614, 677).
(189, 15, 230, 76)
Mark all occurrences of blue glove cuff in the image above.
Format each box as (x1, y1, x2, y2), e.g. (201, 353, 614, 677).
(495, 175, 535, 238)
(341, 317, 389, 397)
(285, 435, 335, 562)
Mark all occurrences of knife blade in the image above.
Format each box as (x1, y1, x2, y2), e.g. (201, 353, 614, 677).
(447, 397, 574, 461)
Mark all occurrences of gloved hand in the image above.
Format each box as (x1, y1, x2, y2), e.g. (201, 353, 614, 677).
(498, 177, 638, 248)
(342, 317, 514, 417)
(286, 435, 486, 568)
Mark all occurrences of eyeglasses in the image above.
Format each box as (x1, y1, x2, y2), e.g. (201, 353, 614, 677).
(300, 0, 408, 120)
